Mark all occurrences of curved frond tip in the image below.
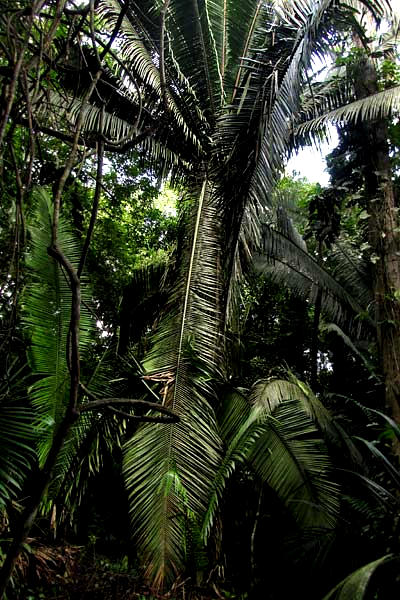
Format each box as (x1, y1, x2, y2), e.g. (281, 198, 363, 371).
(297, 85, 400, 135)
(322, 555, 396, 600)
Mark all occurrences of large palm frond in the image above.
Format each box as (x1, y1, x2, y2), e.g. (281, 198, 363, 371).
(99, 0, 208, 149)
(23, 187, 93, 466)
(202, 375, 340, 544)
(298, 84, 400, 138)
(322, 554, 396, 600)
(253, 218, 374, 338)
(23, 189, 130, 527)
(200, 388, 259, 543)
(123, 179, 223, 589)
(219, 0, 361, 328)
(296, 1, 400, 143)
(248, 378, 340, 529)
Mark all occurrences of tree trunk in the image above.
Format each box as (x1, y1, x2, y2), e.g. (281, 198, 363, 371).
(353, 53, 400, 441)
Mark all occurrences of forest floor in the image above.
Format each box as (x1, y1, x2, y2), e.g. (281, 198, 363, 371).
(8, 542, 243, 600)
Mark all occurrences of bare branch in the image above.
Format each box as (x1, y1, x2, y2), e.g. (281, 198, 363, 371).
(51, 70, 101, 246)
(0, 46, 25, 148)
(79, 383, 179, 422)
(108, 406, 178, 424)
(78, 108, 104, 278)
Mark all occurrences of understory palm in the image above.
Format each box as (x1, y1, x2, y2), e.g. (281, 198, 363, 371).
(23, 189, 127, 519)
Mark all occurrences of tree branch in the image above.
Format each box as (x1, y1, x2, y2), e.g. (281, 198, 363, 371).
(79, 384, 179, 422)
(78, 108, 104, 278)
(100, 0, 128, 61)
(108, 406, 178, 424)
(51, 70, 101, 246)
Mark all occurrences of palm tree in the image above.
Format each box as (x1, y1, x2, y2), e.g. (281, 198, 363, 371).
(91, 0, 396, 589)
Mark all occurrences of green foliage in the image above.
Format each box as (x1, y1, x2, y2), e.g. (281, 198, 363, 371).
(23, 187, 93, 466)
(1, 1, 400, 598)
(20, 189, 127, 522)
(0, 360, 34, 511)
(335, 47, 367, 71)
(322, 555, 396, 600)
(84, 157, 177, 328)
(277, 175, 321, 229)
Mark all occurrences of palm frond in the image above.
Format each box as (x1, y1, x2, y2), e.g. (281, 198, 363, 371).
(355, 437, 400, 487)
(271, 373, 343, 444)
(202, 376, 340, 545)
(322, 555, 396, 600)
(49, 410, 126, 527)
(221, 0, 354, 331)
(98, 0, 208, 152)
(0, 362, 35, 511)
(247, 0, 340, 203)
(201, 388, 258, 543)
(297, 84, 400, 136)
(253, 223, 373, 338)
(23, 187, 93, 466)
(249, 376, 340, 529)
(39, 341, 129, 525)
(42, 90, 137, 142)
(23, 189, 128, 524)
(123, 179, 223, 589)
(329, 242, 372, 313)
(249, 397, 339, 529)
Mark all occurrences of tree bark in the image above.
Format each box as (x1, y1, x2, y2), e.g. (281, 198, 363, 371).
(353, 53, 400, 441)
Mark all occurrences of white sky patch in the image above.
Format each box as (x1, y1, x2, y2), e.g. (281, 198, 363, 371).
(96, 319, 111, 338)
(286, 127, 339, 185)
(286, 145, 331, 185)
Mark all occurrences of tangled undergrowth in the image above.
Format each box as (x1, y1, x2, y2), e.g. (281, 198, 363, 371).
(5, 542, 246, 600)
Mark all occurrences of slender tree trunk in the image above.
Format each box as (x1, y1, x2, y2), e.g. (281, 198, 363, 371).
(353, 52, 400, 439)
(368, 161, 400, 426)
(310, 243, 323, 389)
(310, 288, 322, 389)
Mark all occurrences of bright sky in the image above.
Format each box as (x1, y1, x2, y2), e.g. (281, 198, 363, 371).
(286, 127, 338, 185)
(286, 144, 332, 185)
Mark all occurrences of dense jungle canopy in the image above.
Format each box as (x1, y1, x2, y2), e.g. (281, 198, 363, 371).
(1, 0, 400, 598)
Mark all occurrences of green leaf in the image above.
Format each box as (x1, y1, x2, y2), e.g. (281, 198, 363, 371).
(322, 555, 395, 600)
(23, 187, 94, 466)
